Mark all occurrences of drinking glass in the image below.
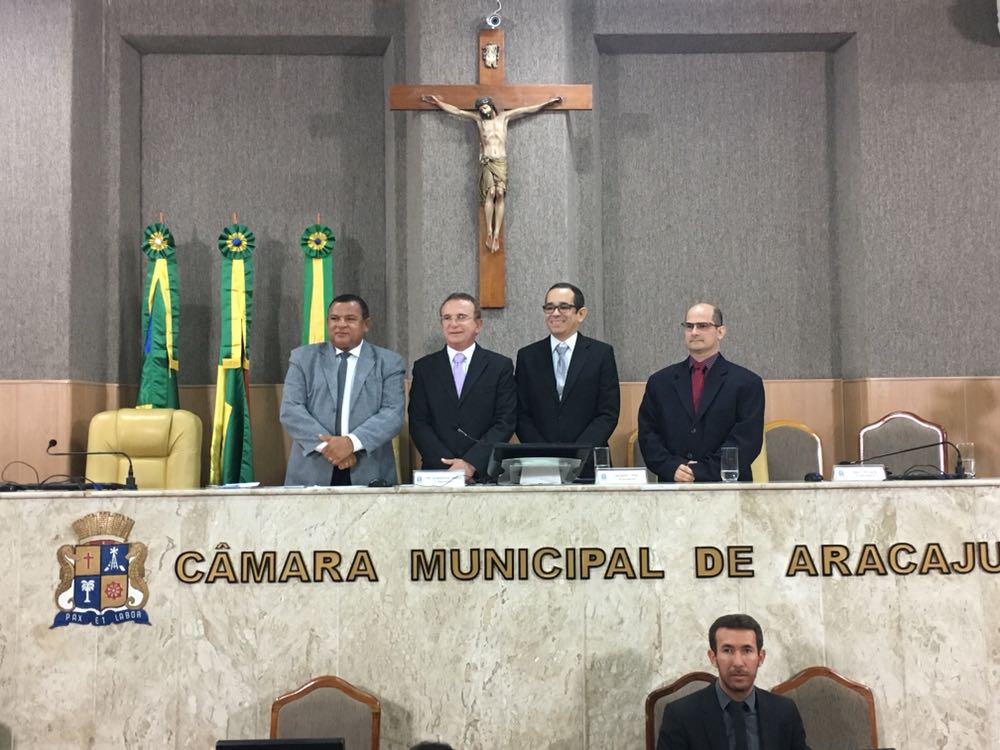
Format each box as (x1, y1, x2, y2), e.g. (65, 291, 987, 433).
(957, 442, 975, 478)
(720, 446, 739, 482)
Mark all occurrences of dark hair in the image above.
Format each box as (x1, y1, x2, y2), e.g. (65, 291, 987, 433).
(547, 282, 585, 309)
(709, 613, 763, 651)
(329, 294, 370, 319)
(409, 744, 456, 750)
(440, 292, 482, 320)
(474, 96, 497, 113)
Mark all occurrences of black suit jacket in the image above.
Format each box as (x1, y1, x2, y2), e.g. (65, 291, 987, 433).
(638, 354, 764, 482)
(657, 684, 808, 750)
(514, 334, 621, 451)
(408, 345, 516, 478)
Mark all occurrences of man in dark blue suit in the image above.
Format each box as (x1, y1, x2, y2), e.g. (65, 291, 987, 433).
(515, 282, 620, 477)
(638, 303, 763, 482)
(657, 614, 809, 750)
(408, 292, 516, 483)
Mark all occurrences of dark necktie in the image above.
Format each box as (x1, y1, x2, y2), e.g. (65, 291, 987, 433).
(691, 361, 706, 412)
(334, 351, 349, 436)
(726, 701, 749, 750)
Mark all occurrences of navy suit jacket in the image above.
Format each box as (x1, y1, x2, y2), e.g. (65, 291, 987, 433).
(408, 345, 516, 479)
(638, 354, 764, 482)
(657, 684, 808, 750)
(514, 334, 620, 449)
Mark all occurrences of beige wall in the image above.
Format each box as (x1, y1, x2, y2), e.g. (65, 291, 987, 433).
(4, 377, 999, 485)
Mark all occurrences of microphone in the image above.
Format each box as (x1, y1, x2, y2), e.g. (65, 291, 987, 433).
(848, 440, 964, 479)
(46, 439, 138, 490)
(456, 426, 489, 445)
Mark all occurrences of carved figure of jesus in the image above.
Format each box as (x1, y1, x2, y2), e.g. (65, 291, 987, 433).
(422, 94, 562, 251)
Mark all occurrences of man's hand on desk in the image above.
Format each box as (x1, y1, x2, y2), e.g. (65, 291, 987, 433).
(441, 457, 475, 483)
(674, 462, 696, 483)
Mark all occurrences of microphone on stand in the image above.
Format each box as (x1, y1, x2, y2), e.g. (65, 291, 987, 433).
(46, 439, 139, 490)
(847, 440, 964, 479)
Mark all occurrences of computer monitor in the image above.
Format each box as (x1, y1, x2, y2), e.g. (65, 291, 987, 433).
(216, 739, 345, 750)
(485, 442, 591, 484)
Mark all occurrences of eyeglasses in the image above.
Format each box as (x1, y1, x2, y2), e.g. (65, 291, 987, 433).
(682, 322, 720, 331)
(440, 314, 476, 323)
(542, 303, 579, 314)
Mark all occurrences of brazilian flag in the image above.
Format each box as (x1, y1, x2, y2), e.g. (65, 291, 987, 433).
(136, 223, 180, 408)
(299, 223, 335, 345)
(209, 223, 255, 484)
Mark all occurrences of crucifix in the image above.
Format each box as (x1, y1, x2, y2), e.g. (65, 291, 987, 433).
(389, 27, 592, 308)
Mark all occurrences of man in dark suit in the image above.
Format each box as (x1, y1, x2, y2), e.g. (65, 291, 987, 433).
(408, 292, 516, 483)
(638, 303, 764, 482)
(657, 613, 809, 750)
(514, 282, 620, 477)
(280, 294, 405, 486)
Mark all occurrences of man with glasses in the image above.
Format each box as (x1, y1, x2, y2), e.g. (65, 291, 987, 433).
(280, 294, 406, 486)
(656, 613, 808, 750)
(408, 292, 516, 483)
(638, 303, 764, 482)
(514, 282, 620, 478)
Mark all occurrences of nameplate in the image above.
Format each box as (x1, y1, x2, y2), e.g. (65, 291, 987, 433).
(595, 468, 649, 486)
(413, 470, 466, 487)
(832, 464, 887, 482)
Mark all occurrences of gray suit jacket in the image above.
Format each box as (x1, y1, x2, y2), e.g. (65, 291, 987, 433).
(280, 340, 405, 486)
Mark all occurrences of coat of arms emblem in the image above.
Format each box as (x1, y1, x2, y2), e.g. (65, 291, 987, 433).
(51, 512, 150, 628)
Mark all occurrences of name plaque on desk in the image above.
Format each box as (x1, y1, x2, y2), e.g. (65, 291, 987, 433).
(832, 464, 887, 482)
(595, 468, 649, 486)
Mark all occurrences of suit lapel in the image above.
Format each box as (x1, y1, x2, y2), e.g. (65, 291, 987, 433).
(698, 685, 729, 750)
(320, 342, 340, 406)
(349, 341, 375, 415)
(560, 335, 588, 401)
(459, 346, 489, 404)
(436, 348, 460, 402)
(671, 362, 696, 420)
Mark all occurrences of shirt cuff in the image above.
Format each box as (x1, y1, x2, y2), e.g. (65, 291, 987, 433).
(348, 433, 363, 453)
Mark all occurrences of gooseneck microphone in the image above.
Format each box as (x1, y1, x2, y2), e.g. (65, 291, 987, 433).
(46, 439, 138, 490)
(853, 440, 964, 479)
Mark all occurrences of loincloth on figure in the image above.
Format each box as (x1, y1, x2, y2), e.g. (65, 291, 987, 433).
(479, 156, 508, 203)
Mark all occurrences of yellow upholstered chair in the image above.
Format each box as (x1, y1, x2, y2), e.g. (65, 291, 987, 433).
(771, 665, 879, 750)
(86, 408, 202, 489)
(627, 429, 767, 481)
(645, 671, 716, 750)
(270, 674, 380, 749)
(765, 420, 822, 481)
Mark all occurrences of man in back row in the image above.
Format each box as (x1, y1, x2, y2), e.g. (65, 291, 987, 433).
(638, 303, 764, 482)
(515, 282, 620, 478)
(657, 613, 808, 750)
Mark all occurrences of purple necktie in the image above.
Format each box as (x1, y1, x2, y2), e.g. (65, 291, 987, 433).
(452, 352, 466, 397)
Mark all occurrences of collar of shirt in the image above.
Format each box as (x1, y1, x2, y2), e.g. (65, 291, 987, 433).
(713, 680, 758, 713)
(688, 352, 720, 372)
(334, 341, 365, 359)
(446, 343, 477, 370)
(550, 332, 578, 354)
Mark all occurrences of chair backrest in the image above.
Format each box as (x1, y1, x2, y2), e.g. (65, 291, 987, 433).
(858, 411, 947, 477)
(749, 431, 768, 482)
(645, 672, 716, 750)
(771, 666, 878, 750)
(270, 675, 380, 750)
(765, 420, 823, 481)
(86, 408, 202, 489)
(627, 429, 644, 468)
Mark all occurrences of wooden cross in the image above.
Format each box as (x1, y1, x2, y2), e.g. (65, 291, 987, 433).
(390, 28, 592, 308)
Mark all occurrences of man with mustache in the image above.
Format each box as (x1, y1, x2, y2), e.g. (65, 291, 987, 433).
(657, 614, 808, 750)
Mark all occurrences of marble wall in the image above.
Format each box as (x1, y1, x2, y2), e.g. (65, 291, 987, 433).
(1, 483, 997, 748)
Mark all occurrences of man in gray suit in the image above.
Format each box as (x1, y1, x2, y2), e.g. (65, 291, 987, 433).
(280, 294, 405, 486)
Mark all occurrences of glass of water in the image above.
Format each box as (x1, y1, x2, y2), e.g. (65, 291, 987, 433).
(720, 446, 739, 482)
(957, 442, 975, 478)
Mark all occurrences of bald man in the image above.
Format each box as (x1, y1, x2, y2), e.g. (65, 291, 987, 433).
(638, 303, 764, 483)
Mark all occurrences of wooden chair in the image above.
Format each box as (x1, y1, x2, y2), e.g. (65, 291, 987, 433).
(765, 419, 823, 481)
(644, 671, 716, 750)
(627, 429, 643, 468)
(859, 410, 947, 477)
(270, 675, 380, 750)
(771, 666, 878, 750)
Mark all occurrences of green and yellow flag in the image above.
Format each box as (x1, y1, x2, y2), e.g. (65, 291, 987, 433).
(209, 223, 255, 484)
(299, 223, 335, 344)
(136, 222, 180, 408)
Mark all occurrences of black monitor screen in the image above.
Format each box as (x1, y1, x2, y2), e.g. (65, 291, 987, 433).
(485, 442, 591, 483)
(217, 740, 345, 750)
